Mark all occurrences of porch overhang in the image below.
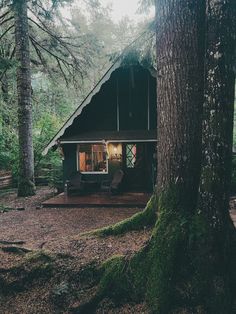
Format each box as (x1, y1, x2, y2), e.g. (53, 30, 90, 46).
(59, 130, 157, 144)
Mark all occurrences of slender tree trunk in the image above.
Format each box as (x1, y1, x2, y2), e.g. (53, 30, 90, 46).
(13, 0, 35, 196)
(156, 0, 205, 211)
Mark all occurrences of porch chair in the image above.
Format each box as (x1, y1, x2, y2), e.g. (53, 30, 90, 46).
(65, 171, 86, 196)
(101, 169, 124, 194)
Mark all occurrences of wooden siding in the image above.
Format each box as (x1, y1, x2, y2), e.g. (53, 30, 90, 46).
(63, 65, 157, 139)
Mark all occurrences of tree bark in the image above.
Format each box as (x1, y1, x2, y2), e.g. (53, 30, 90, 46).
(200, 0, 235, 229)
(13, 0, 35, 196)
(156, 0, 205, 212)
(197, 0, 236, 311)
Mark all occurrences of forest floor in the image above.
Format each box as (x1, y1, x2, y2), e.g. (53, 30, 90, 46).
(0, 186, 150, 313)
(0, 186, 235, 314)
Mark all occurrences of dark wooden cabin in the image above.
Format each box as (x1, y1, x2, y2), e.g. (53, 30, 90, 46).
(43, 59, 157, 192)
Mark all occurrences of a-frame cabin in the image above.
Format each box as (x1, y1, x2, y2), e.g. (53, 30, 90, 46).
(43, 58, 157, 192)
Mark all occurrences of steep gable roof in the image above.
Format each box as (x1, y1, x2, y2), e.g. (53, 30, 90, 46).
(42, 54, 156, 156)
(42, 58, 122, 155)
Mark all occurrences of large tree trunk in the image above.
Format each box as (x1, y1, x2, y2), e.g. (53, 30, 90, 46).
(197, 0, 236, 311)
(200, 0, 235, 228)
(156, 1, 205, 210)
(13, 0, 35, 196)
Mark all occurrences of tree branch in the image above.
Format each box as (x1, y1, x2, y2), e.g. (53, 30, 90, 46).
(0, 10, 10, 20)
(29, 35, 74, 68)
(0, 24, 14, 42)
(28, 17, 58, 42)
(0, 45, 15, 82)
(0, 16, 14, 27)
(56, 58, 69, 86)
(30, 36, 49, 69)
(28, 9, 81, 67)
(28, 17, 86, 49)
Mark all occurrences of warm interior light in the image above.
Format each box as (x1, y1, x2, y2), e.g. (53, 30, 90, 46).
(108, 143, 122, 161)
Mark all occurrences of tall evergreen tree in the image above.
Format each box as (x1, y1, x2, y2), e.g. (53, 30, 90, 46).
(13, 0, 35, 196)
(0, 0, 91, 195)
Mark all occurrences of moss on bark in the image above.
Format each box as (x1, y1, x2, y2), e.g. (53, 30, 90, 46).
(75, 189, 236, 314)
(87, 194, 158, 237)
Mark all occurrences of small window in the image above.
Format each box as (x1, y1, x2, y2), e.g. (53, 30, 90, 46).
(126, 144, 136, 168)
(78, 144, 108, 173)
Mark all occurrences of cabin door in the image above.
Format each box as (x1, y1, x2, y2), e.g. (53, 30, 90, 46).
(123, 143, 149, 191)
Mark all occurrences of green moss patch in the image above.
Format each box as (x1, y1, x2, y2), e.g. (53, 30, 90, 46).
(89, 194, 158, 237)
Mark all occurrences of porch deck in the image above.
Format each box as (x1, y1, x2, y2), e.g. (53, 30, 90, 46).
(42, 192, 152, 208)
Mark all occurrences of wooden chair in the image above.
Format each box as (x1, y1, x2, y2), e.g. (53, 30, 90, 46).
(101, 169, 124, 194)
(65, 171, 86, 196)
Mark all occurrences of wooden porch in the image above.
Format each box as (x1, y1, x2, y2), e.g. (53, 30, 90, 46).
(42, 192, 152, 208)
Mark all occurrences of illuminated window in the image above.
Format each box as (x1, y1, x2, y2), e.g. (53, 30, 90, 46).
(78, 144, 108, 173)
(126, 144, 136, 168)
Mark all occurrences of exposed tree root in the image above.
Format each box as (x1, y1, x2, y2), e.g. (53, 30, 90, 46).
(73, 197, 236, 314)
(85, 194, 158, 237)
(1, 246, 31, 254)
(0, 240, 25, 245)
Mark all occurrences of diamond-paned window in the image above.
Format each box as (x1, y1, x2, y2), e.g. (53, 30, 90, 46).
(126, 144, 136, 168)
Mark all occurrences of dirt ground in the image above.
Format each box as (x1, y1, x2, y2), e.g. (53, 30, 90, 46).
(0, 187, 151, 313)
(0, 187, 235, 314)
(0, 187, 151, 260)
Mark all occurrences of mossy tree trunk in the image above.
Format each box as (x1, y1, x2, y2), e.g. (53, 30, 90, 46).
(13, 0, 35, 196)
(142, 1, 206, 312)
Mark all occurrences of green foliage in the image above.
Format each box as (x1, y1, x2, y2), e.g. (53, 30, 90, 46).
(0, 97, 18, 179)
(231, 155, 236, 192)
(0, 204, 14, 212)
(33, 110, 63, 190)
(46, 157, 63, 192)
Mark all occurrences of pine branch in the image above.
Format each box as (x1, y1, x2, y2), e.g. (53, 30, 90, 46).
(28, 16, 58, 42)
(33, 1, 52, 19)
(0, 45, 15, 81)
(28, 17, 87, 49)
(29, 35, 74, 68)
(56, 58, 69, 86)
(30, 36, 49, 70)
(0, 16, 14, 27)
(0, 10, 10, 20)
(0, 24, 14, 42)
(28, 12, 80, 67)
